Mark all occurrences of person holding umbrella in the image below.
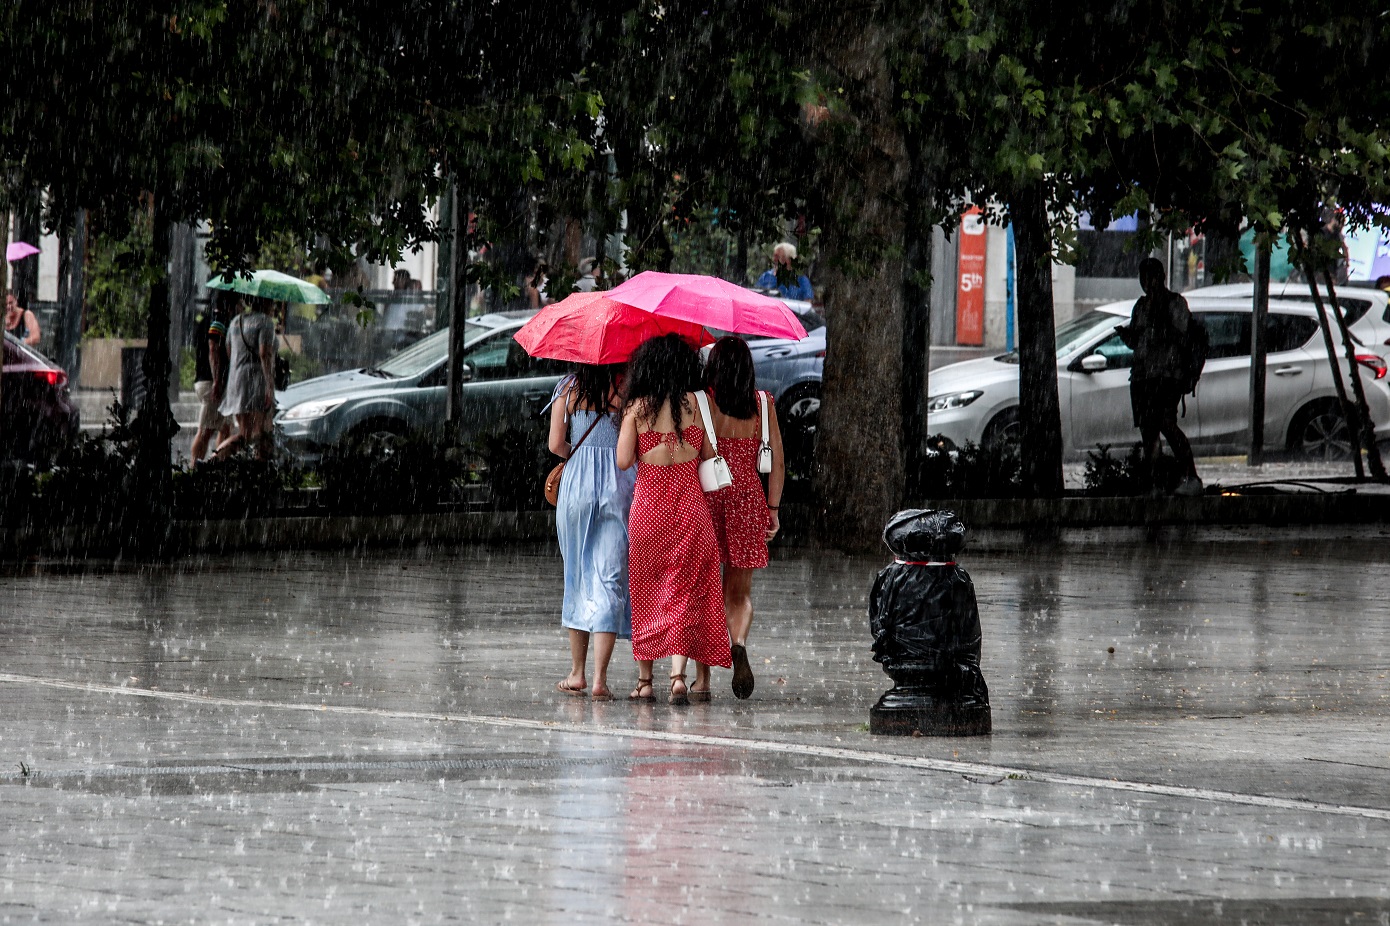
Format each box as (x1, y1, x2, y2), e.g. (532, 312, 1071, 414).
(4, 291, 40, 347)
(516, 292, 714, 702)
(616, 334, 730, 705)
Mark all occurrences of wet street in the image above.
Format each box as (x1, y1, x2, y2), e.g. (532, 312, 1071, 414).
(1, 539, 1388, 924)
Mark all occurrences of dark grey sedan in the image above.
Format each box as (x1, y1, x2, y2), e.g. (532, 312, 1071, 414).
(276, 314, 566, 464)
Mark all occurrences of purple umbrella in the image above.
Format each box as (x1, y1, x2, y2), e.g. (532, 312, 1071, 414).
(6, 241, 40, 263)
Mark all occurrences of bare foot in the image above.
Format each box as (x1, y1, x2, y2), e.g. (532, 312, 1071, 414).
(556, 675, 587, 696)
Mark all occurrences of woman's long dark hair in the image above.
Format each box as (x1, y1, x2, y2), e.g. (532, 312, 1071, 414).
(570, 363, 622, 414)
(624, 333, 703, 437)
(704, 336, 757, 419)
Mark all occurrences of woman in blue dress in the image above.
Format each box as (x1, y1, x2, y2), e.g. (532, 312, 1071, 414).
(547, 363, 636, 700)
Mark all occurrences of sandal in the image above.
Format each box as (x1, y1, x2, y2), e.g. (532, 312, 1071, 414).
(556, 678, 587, 697)
(669, 673, 689, 706)
(688, 680, 712, 703)
(591, 685, 615, 702)
(628, 677, 655, 703)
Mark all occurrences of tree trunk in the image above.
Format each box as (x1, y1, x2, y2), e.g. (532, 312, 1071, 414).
(10, 195, 42, 309)
(1008, 183, 1064, 497)
(130, 206, 178, 555)
(901, 178, 933, 501)
(1297, 231, 1364, 478)
(812, 13, 910, 550)
(1320, 271, 1386, 480)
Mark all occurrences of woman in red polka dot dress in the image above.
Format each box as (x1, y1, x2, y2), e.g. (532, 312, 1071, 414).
(691, 337, 785, 701)
(616, 334, 731, 705)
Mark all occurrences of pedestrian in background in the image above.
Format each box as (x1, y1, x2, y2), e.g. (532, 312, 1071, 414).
(548, 363, 636, 701)
(215, 296, 277, 462)
(616, 334, 731, 705)
(756, 243, 813, 301)
(1115, 257, 1201, 496)
(189, 291, 235, 467)
(4, 291, 40, 347)
(690, 337, 784, 700)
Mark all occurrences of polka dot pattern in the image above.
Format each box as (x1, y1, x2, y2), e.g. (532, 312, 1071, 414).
(628, 426, 732, 668)
(706, 429, 771, 569)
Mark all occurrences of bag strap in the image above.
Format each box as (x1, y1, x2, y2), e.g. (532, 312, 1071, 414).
(568, 411, 604, 457)
(758, 391, 769, 444)
(693, 390, 719, 455)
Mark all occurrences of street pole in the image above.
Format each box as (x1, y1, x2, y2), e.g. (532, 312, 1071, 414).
(58, 209, 87, 378)
(446, 183, 467, 429)
(1248, 237, 1270, 466)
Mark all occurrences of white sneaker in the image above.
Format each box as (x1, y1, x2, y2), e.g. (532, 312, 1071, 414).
(1174, 476, 1204, 497)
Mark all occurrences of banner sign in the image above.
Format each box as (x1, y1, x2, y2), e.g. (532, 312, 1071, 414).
(956, 207, 986, 346)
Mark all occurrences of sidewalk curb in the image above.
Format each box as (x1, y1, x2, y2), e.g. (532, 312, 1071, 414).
(4, 494, 1388, 559)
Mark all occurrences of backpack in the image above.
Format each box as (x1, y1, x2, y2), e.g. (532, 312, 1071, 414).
(1178, 309, 1208, 396)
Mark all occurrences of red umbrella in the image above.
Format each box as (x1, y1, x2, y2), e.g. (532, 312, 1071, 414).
(607, 271, 808, 339)
(514, 291, 714, 364)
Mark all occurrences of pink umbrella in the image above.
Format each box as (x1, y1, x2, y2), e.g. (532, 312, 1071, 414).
(514, 292, 713, 364)
(6, 241, 39, 263)
(607, 271, 809, 340)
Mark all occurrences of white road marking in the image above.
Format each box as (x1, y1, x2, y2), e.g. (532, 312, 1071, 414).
(4, 671, 1388, 823)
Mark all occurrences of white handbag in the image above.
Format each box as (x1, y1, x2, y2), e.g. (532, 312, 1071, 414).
(756, 391, 773, 475)
(694, 391, 734, 493)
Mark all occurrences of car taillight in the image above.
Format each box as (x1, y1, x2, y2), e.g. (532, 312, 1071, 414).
(33, 369, 67, 388)
(814, 350, 826, 358)
(1354, 354, 1387, 380)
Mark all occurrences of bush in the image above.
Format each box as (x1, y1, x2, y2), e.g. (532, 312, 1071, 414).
(1083, 443, 1183, 495)
(907, 435, 1022, 500)
(173, 458, 306, 520)
(317, 433, 461, 515)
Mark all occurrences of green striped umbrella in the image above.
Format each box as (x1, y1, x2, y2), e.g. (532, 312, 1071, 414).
(206, 269, 329, 304)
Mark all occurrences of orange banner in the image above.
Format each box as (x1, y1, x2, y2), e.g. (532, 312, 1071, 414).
(956, 207, 986, 346)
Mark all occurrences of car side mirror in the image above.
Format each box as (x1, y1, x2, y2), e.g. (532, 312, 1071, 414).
(1080, 353, 1109, 373)
(458, 363, 474, 383)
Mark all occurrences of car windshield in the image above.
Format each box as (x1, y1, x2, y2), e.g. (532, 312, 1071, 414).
(994, 311, 1120, 363)
(374, 322, 489, 378)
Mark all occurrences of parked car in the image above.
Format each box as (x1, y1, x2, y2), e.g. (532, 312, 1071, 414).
(925, 298, 1390, 460)
(276, 313, 565, 464)
(742, 300, 826, 442)
(2, 332, 80, 464)
(1186, 281, 1390, 349)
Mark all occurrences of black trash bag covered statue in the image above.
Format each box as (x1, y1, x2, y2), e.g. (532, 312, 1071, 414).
(868, 508, 991, 735)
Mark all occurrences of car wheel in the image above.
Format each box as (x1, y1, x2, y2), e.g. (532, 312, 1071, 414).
(981, 407, 1021, 452)
(341, 420, 408, 458)
(1288, 401, 1352, 461)
(778, 383, 821, 475)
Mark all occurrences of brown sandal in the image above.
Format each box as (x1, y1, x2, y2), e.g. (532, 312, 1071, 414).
(628, 677, 655, 702)
(669, 673, 689, 706)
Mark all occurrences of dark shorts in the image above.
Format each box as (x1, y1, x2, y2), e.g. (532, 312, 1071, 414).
(1131, 378, 1186, 430)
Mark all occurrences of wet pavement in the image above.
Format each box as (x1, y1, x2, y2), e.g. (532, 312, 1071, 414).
(1, 541, 1388, 923)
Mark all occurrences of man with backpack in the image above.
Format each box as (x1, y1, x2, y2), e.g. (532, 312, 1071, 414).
(1115, 257, 1204, 497)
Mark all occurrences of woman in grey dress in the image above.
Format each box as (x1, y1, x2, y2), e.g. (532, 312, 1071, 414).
(215, 297, 278, 461)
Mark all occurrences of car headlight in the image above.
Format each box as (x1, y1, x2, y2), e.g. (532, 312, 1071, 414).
(926, 390, 984, 413)
(280, 398, 347, 421)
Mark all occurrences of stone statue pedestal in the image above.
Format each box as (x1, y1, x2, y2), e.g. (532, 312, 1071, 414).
(869, 686, 992, 737)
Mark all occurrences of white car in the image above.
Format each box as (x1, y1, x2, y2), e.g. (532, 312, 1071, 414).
(925, 297, 1390, 460)
(1187, 282, 1390, 350)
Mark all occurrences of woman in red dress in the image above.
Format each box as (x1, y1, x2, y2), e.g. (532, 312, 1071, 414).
(616, 334, 731, 705)
(692, 337, 785, 700)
